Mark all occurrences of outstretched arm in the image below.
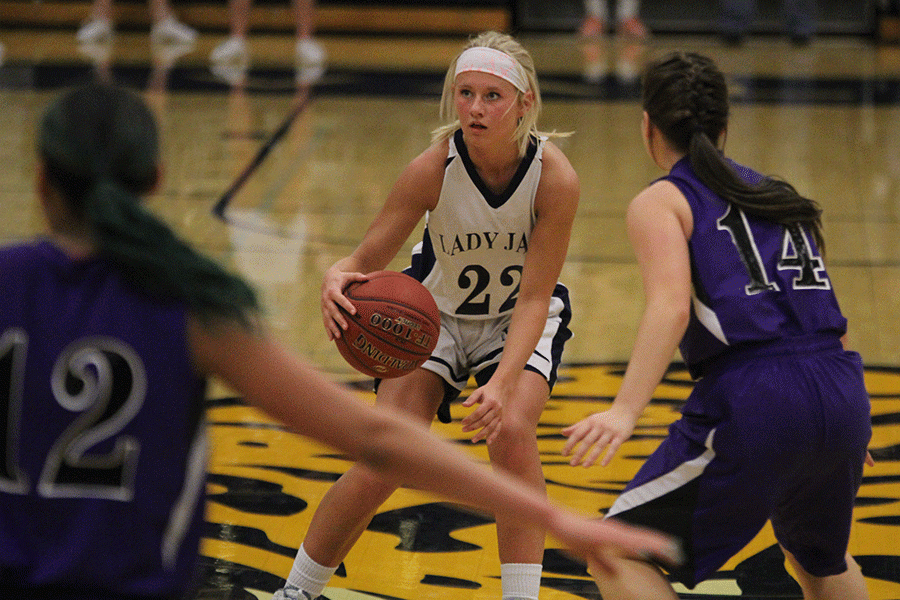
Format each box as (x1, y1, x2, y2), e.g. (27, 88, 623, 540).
(189, 317, 682, 567)
(563, 180, 693, 467)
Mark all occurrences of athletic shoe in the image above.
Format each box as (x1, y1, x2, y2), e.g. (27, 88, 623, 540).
(77, 40, 112, 64)
(211, 62, 248, 86)
(76, 18, 113, 44)
(295, 38, 326, 66)
(296, 63, 325, 85)
(151, 16, 197, 45)
(211, 36, 249, 65)
(152, 37, 194, 67)
(272, 584, 317, 599)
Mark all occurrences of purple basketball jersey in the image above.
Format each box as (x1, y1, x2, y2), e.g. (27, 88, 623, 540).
(663, 157, 847, 376)
(0, 240, 208, 598)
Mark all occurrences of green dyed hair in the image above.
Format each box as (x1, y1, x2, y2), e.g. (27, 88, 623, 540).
(40, 83, 259, 324)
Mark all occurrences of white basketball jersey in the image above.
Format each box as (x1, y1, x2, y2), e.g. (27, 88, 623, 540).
(412, 130, 544, 320)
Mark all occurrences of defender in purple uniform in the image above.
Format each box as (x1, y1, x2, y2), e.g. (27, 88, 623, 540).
(0, 84, 681, 599)
(562, 52, 872, 600)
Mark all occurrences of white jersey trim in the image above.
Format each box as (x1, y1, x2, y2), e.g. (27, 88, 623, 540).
(606, 429, 716, 518)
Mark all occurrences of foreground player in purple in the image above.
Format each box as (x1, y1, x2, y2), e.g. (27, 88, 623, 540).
(562, 52, 872, 600)
(0, 83, 681, 599)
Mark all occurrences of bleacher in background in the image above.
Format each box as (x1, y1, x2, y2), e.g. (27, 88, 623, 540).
(516, 0, 877, 36)
(0, 0, 511, 35)
(0, 0, 881, 37)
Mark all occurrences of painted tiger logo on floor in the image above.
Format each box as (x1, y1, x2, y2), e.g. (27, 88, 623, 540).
(197, 363, 900, 600)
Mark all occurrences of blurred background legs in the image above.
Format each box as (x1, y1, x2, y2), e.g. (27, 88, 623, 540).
(210, 0, 325, 85)
(580, 0, 648, 39)
(76, 0, 197, 44)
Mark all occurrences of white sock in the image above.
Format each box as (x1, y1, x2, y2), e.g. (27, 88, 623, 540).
(584, 0, 607, 20)
(286, 543, 337, 598)
(500, 562, 542, 600)
(616, 0, 639, 21)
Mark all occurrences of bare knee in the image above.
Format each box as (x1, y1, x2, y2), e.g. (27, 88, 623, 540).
(486, 410, 537, 463)
(375, 369, 444, 422)
(590, 554, 679, 600)
(342, 462, 401, 498)
(485, 380, 547, 463)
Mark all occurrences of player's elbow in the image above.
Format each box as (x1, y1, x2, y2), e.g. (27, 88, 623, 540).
(646, 293, 691, 332)
(670, 298, 691, 330)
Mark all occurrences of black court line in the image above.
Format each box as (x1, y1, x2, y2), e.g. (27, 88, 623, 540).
(8, 61, 899, 225)
(211, 88, 313, 221)
(5, 63, 900, 105)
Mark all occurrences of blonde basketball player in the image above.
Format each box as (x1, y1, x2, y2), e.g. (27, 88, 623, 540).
(275, 31, 581, 600)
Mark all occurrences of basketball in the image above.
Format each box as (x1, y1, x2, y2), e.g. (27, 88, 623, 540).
(335, 271, 440, 379)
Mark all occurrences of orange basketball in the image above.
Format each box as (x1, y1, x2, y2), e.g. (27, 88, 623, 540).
(335, 271, 440, 379)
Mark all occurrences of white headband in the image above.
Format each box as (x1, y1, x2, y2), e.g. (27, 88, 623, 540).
(454, 47, 528, 93)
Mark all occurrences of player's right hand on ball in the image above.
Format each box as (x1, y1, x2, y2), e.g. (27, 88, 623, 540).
(321, 268, 368, 340)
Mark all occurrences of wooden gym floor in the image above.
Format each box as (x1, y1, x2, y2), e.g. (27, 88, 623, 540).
(1, 20, 899, 600)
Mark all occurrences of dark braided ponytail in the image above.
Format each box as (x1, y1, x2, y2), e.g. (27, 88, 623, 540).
(641, 52, 825, 252)
(39, 83, 259, 325)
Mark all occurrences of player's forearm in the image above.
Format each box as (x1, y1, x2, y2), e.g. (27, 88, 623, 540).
(614, 299, 689, 417)
(359, 407, 555, 522)
(492, 297, 548, 385)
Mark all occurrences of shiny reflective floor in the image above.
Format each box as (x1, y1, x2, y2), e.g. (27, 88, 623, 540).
(1, 25, 899, 600)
